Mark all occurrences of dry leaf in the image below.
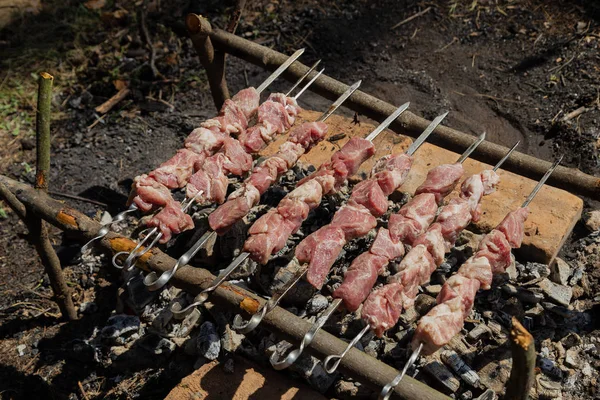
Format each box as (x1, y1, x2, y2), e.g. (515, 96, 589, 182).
(113, 80, 128, 90)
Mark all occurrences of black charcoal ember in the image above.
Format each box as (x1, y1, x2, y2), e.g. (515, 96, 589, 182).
(538, 278, 573, 306)
(467, 324, 491, 341)
(101, 314, 141, 345)
(423, 360, 460, 393)
(79, 301, 98, 314)
(541, 302, 572, 318)
(125, 273, 159, 313)
(520, 262, 551, 281)
(307, 294, 328, 315)
(501, 284, 543, 304)
(441, 350, 480, 387)
(197, 321, 220, 361)
(138, 334, 176, 355)
(415, 294, 437, 315)
(550, 257, 572, 285)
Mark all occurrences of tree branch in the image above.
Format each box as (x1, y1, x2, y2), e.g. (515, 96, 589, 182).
(504, 317, 536, 400)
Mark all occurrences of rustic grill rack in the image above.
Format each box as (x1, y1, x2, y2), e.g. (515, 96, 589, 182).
(0, 12, 595, 400)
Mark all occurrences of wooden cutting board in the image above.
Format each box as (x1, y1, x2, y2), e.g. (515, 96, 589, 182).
(259, 110, 583, 264)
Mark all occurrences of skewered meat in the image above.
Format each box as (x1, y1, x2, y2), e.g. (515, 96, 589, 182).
(208, 122, 328, 235)
(481, 169, 500, 195)
(497, 207, 529, 248)
(244, 137, 375, 264)
(200, 98, 248, 135)
(128, 175, 173, 212)
(412, 206, 531, 355)
(412, 223, 446, 265)
(184, 127, 228, 155)
(300, 154, 413, 289)
(415, 163, 464, 204)
(361, 282, 404, 337)
(388, 193, 437, 245)
(147, 201, 194, 243)
(333, 228, 404, 311)
(391, 244, 437, 309)
(231, 87, 260, 118)
(149, 149, 205, 189)
(435, 198, 473, 249)
(459, 170, 500, 221)
(186, 154, 229, 206)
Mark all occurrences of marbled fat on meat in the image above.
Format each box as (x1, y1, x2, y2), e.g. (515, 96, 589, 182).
(412, 296, 465, 355)
(231, 87, 260, 117)
(388, 193, 437, 245)
(301, 226, 347, 289)
(330, 202, 377, 240)
(149, 149, 205, 189)
(371, 154, 413, 196)
(476, 229, 513, 274)
(147, 201, 194, 243)
(362, 282, 404, 337)
(288, 121, 328, 150)
(186, 154, 229, 205)
(497, 207, 529, 248)
(415, 163, 464, 204)
(412, 223, 446, 265)
(435, 198, 474, 248)
(349, 179, 388, 217)
(369, 228, 405, 260)
(392, 244, 437, 308)
(129, 175, 172, 212)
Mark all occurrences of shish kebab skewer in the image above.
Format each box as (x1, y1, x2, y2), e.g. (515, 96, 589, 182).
(112, 67, 325, 272)
(80, 48, 306, 253)
(379, 156, 562, 400)
(229, 102, 416, 334)
(268, 112, 451, 370)
(144, 80, 363, 292)
(301, 133, 493, 373)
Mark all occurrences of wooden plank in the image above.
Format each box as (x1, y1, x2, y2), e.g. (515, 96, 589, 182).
(260, 110, 582, 264)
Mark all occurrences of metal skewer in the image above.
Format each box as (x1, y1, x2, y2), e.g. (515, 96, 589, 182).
(230, 102, 411, 334)
(81, 49, 307, 253)
(120, 68, 325, 273)
(493, 140, 520, 171)
(144, 79, 362, 293)
(322, 132, 490, 374)
(379, 156, 562, 399)
(268, 111, 450, 369)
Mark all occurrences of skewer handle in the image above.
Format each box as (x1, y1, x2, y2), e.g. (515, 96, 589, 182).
(171, 251, 250, 318)
(323, 324, 370, 374)
(111, 226, 158, 269)
(232, 263, 306, 334)
(81, 205, 137, 253)
(270, 298, 342, 370)
(379, 343, 423, 400)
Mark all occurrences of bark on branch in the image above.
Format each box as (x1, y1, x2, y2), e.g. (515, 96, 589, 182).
(31, 72, 78, 321)
(504, 317, 536, 400)
(0, 174, 450, 400)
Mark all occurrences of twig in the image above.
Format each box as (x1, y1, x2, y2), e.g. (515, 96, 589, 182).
(48, 191, 108, 207)
(562, 106, 588, 122)
(390, 6, 432, 30)
(548, 55, 575, 73)
(95, 87, 130, 114)
(435, 36, 458, 52)
(226, 0, 247, 33)
(503, 317, 536, 400)
(138, 0, 162, 79)
(31, 72, 78, 321)
(78, 381, 90, 400)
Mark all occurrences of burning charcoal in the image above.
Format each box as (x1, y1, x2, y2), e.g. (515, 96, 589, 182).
(441, 350, 480, 388)
(101, 314, 141, 345)
(221, 324, 244, 353)
(175, 308, 203, 338)
(584, 210, 600, 232)
(223, 358, 235, 374)
(79, 301, 98, 315)
(474, 389, 496, 400)
(424, 284, 442, 295)
(399, 306, 418, 325)
(69, 339, 98, 363)
(307, 294, 328, 315)
(536, 375, 562, 400)
(541, 302, 571, 318)
(138, 334, 176, 356)
(477, 354, 512, 392)
(423, 359, 460, 393)
(550, 257, 572, 285)
(364, 340, 380, 358)
(570, 267, 584, 286)
(538, 357, 564, 379)
(415, 294, 437, 315)
(565, 347, 584, 369)
(524, 303, 544, 318)
(538, 278, 573, 306)
(467, 324, 490, 341)
(560, 333, 582, 349)
(125, 273, 159, 313)
(197, 321, 220, 361)
(501, 283, 543, 304)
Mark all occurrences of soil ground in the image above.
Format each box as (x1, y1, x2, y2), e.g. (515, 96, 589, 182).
(0, 0, 599, 398)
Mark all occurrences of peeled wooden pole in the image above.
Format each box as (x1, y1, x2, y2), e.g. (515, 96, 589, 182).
(504, 317, 536, 400)
(30, 73, 78, 321)
(186, 14, 600, 199)
(0, 174, 450, 400)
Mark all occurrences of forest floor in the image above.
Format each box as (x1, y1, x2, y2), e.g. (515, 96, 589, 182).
(0, 0, 599, 398)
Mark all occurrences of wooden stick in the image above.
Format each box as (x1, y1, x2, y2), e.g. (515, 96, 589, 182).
(187, 14, 230, 110)
(0, 174, 450, 400)
(95, 87, 130, 114)
(504, 317, 536, 400)
(390, 6, 432, 30)
(0, 180, 27, 220)
(31, 72, 78, 321)
(226, 0, 247, 34)
(199, 21, 600, 198)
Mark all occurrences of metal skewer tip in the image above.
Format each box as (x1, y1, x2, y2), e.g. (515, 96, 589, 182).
(317, 80, 362, 122)
(493, 140, 520, 171)
(270, 298, 343, 370)
(379, 343, 423, 400)
(404, 111, 449, 156)
(365, 102, 410, 142)
(285, 60, 321, 97)
(293, 68, 324, 100)
(256, 48, 305, 94)
(456, 131, 486, 164)
(323, 324, 370, 374)
(522, 155, 562, 208)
